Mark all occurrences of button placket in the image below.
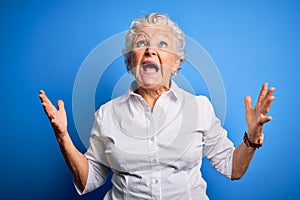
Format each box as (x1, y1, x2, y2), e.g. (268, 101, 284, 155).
(151, 172, 161, 199)
(147, 114, 161, 199)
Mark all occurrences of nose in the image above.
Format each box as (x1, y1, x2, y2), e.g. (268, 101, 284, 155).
(145, 47, 157, 56)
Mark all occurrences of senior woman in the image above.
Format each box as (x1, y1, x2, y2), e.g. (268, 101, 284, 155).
(39, 13, 275, 199)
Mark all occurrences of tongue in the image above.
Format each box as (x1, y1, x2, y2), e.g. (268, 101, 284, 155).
(142, 63, 159, 74)
(144, 67, 157, 73)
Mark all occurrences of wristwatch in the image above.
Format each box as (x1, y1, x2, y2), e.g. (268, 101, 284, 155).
(243, 132, 263, 149)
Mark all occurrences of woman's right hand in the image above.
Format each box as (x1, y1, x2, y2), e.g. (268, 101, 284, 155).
(39, 90, 89, 190)
(39, 90, 68, 138)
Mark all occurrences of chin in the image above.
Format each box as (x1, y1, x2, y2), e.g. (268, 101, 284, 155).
(138, 80, 170, 90)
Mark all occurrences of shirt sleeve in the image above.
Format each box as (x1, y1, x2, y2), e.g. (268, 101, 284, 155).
(199, 96, 235, 179)
(74, 107, 111, 195)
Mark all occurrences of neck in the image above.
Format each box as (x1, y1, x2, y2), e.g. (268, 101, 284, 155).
(136, 83, 169, 111)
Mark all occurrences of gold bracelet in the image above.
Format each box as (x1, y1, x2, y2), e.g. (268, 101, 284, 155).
(243, 132, 263, 149)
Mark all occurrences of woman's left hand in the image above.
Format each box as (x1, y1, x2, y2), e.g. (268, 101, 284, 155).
(244, 83, 275, 143)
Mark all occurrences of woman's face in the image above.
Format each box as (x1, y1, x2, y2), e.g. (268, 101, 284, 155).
(128, 25, 180, 89)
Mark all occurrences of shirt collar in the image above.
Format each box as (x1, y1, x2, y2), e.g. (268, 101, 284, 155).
(119, 80, 181, 103)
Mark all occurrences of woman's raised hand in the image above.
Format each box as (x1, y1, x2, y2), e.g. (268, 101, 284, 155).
(39, 90, 68, 138)
(244, 83, 275, 142)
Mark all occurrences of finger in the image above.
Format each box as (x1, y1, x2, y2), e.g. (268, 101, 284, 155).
(39, 90, 50, 104)
(39, 90, 57, 110)
(244, 95, 253, 112)
(39, 90, 57, 118)
(39, 90, 48, 100)
(262, 95, 276, 115)
(260, 86, 275, 114)
(261, 86, 275, 104)
(260, 114, 272, 124)
(57, 100, 65, 112)
(39, 90, 52, 105)
(41, 101, 56, 119)
(266, 87, 275, 97)
(257, 82, 268, 105)
(39, 90, 45, 95)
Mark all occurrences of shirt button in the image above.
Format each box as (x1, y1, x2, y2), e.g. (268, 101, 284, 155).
(150, 137, 154, 141)
(155, 179, 159, 184)
(152, 158, 157, 163)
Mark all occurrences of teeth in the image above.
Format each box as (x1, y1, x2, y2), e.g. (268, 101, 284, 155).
(142, 64, 159, 72)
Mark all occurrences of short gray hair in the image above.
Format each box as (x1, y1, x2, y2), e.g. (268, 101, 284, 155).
(123, 13, 186, 71)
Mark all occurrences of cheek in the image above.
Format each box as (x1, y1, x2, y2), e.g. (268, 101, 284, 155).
(130, 51, 143, 66)
(161, 53, 179, 69)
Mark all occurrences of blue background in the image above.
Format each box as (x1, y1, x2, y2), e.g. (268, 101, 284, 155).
(1, 0, 299, 199)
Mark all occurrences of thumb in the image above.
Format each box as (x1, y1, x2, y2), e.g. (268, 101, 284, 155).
(57, 100, 65, 111)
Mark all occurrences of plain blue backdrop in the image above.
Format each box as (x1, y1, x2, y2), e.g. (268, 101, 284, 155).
(1, 0, 299, 199)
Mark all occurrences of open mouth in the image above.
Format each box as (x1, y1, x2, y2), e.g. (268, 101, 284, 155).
(142, 63, 159, 72)
(141, 61, 159, 75)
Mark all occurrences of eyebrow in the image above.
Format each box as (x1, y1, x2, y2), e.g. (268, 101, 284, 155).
(134, 32, 171, 40)
(134, 32, 150, 39)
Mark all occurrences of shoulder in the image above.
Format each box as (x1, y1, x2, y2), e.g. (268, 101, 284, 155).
(94, 94, 126, 119)
(195, 95, 213, 109)
(178, 87, 212, 110)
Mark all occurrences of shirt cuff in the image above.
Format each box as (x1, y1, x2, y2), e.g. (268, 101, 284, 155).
(73, 161, 105, 195)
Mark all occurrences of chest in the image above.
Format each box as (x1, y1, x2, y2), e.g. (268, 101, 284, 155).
(101, 101, 205, 173)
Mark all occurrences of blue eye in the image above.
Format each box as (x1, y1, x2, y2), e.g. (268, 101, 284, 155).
(159, 41, 168, 48)
(136, 41, 147, 48)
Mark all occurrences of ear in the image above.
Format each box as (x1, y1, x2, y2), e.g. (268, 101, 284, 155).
(126, 56, 132, 71)
(175, 57, 180, 67)
(173, 56, 181, 70)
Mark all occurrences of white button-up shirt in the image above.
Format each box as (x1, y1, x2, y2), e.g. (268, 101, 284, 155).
(75, 81, 234, 200)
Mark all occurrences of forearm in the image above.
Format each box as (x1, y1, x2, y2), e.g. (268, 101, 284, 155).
(231, 83, 275, 180)
(39, 91, 89, 190)
(231, 142, 256, 180)
(56, 132, 88, 190)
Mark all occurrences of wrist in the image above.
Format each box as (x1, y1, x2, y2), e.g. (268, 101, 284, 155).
(243, 131, 264, 149)
(56, 131, 70, 145)
(247, 129, 264, 143)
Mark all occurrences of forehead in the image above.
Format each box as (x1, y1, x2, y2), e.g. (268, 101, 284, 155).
(135, 25, 173, 38)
